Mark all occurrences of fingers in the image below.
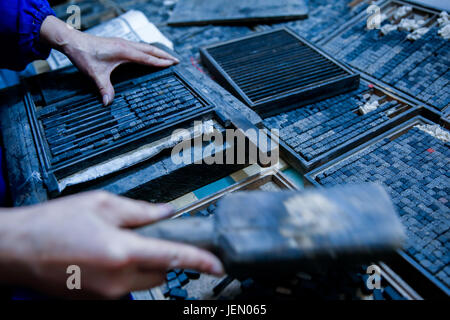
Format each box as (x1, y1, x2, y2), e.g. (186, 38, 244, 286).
(90, 192, 175, 227)
(122, 48, 177, 68)
(129, 42, 179, 63)
(125, 235, 224, 276)
(93, 41, 178, 106)
(93, 71, 115, 106)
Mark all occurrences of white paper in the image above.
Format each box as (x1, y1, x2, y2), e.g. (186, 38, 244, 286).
(47, 10, 173, 70)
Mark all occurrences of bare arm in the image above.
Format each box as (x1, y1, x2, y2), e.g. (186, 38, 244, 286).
(0, 191, 223, 299)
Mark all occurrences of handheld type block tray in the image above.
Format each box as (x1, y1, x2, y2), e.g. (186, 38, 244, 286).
(200, 28, 360, 117)
(138, 184, 405, 277)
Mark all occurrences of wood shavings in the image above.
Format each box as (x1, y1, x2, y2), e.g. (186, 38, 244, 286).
(393, 5, 412, 20)
(438, 11, 449, 27)
(381, 24, 398, 35)
(398, 18, 426, 32)
(415, 124, 450, 143)
(437, 11, 450, 39)
(407, 27, 429, 40)
(438, 24, 450, 39)
(359, 100, 379, 115)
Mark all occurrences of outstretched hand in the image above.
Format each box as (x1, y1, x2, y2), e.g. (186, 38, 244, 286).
(0, 191, 223, 299)
(40, 16, 179, 106)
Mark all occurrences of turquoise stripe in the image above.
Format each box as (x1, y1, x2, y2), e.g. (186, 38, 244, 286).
(282, 168, 304, 189)
(193, 176, 236, 199)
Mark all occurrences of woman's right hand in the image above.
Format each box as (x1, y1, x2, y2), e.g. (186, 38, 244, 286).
(0, 191, 223, 299)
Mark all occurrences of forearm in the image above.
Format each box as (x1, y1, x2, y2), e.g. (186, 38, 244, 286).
(0, 208, 35, 286)
(39, 15, 83, 55)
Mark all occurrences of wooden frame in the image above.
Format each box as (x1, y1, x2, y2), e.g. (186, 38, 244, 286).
(200, 28, 360, 117)
(304, 110, 450, 298)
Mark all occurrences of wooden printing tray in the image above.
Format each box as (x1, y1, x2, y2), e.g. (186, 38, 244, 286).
(270, 78, 422, 174)
(304, 109, 450, 299)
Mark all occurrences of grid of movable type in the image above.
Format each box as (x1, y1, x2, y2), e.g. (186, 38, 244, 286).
(323, 7, 450, 112)
(158, 204, 405, 300)
(258, 0, 369, 43)
(315, 127, 450, 286)
(263, 81, 407, 163)
(39, 72, 206, 166)
(161, 25, 253, 61)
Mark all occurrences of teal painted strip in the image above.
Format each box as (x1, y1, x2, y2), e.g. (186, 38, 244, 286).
(193, 176, 236, 199)
(282, 168, 304, 189)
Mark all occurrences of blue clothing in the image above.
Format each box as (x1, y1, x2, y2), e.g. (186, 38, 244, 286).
(0, 0, 55, 71)
(0, 1, 56, 299)
(0, 148, 7, 206)
(0, 0, 54, 206)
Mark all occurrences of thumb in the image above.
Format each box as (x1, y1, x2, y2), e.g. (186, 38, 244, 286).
(93, 71, 115, 106)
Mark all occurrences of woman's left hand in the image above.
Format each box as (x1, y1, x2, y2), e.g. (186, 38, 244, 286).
(40, 16, 179, 106)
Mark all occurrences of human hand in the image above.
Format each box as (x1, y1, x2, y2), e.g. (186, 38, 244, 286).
(0, 191, 223, 299)
(40, 16, 179, 106)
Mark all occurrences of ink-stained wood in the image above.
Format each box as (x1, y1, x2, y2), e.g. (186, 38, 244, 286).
(0, 87, 49, 206)
(168, 0, 308, 26)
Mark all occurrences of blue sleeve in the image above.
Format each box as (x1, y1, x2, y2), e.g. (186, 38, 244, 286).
(0, 0, 55, 71)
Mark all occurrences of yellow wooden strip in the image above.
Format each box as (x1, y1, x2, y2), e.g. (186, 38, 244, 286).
(169, 192, 198, 209)
(32, 60, 50, 74)
(230, 164, 262, 182)
(230, 158, 289, 182)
